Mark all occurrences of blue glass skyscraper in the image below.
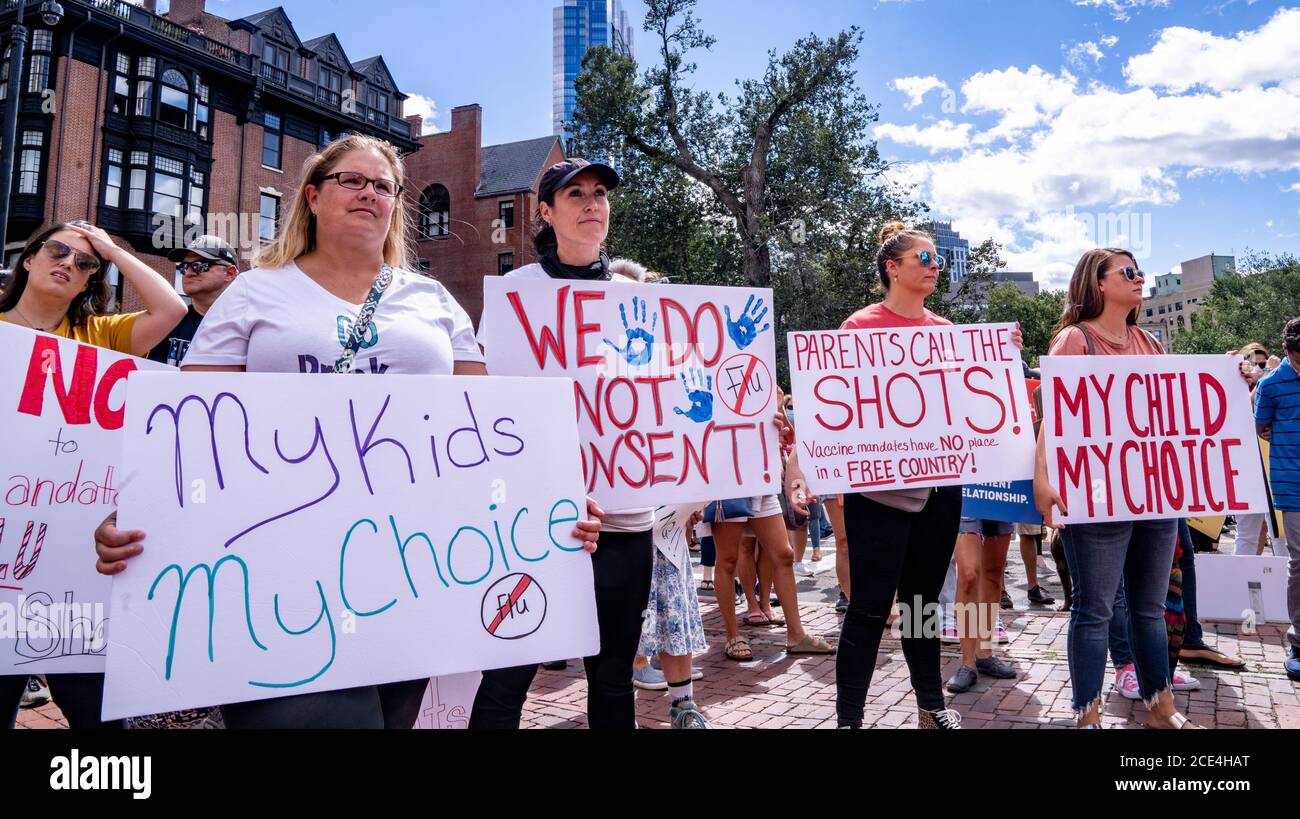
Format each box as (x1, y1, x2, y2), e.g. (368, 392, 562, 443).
(554, 0, 634, 141)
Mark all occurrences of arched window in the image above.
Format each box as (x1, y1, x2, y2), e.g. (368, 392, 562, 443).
(159, 68, 190, 128)
(420, 184, 449, 239)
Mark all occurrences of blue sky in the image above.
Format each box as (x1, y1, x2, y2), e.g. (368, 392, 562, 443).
(202, 0, 1300, 288)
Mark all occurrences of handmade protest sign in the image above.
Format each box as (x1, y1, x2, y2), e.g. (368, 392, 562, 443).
(482, 278, 780, 508)
(787, 323, 1036, 495)
(101, 373, 596, 720)
(414, 673, 481, 730)
(1040, 355, 1267, 524)
(652, 505, 693, 572)
(0, 323, 172, 674)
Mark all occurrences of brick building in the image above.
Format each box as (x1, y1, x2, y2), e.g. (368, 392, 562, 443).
(0, 0, 421, 309)
(405, 104, 564, 323)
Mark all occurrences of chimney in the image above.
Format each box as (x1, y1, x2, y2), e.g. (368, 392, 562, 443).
(451, 104, 482, 188)
(167, 0, 207, 26)
(405, 114, 423, 139)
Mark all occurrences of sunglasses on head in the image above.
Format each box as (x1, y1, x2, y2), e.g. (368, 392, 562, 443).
(914, 250, 946, 270)
(176, 260, 223, 274)
(1106, 266, 1145, 282)
(40, 240, 101, 275)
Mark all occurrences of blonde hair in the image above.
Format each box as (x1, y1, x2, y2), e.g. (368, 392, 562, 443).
(875, 221, 934, 294)
(254, 134, 412, 270)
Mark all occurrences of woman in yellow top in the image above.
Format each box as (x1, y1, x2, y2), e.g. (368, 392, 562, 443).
(0, 220, 187, 355)
(1, 220, 184, 730)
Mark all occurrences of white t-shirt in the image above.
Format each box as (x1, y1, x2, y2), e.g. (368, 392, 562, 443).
(182, 261, 484, 374)
(480, 262, 653, 533)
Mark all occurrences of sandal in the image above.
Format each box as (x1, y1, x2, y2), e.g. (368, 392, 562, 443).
(1148, 712, 1204, 729)
(1179, 645, 1246, 670)
(810, 547, 822, 562)
(762, 609, 786, 627)
(740, 611, 771, 627)
(725, 636, 754, 661)
(787, 634, 837, 655)
(698, 579, 715, 592)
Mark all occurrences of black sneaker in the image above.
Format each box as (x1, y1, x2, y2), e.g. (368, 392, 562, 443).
(946, 666, 978, 693)
(540, 660, 568, 671)
(976, 655, 1017, 679)
(1027, 585, 1056, 605)
(835, 592, 850, 613)
(999, 591, 1014, 610)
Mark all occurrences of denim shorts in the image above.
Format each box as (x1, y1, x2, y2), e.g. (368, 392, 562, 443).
(958, 516, 1013, 537)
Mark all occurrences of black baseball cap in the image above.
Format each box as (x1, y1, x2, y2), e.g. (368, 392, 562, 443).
(538, 158, 620, 204)
(167, 235, 238, 266)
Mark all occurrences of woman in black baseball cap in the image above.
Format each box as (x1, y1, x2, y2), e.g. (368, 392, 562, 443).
(471, 157, 691, 730)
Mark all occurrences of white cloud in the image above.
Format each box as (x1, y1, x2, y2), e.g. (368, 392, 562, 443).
(875, 120, 972, 153)
(890, 76, 950, 109)
(1065, 35, 1120, 70)
(1073, 0, 1170, 22)
(1124, 7, 1300, 92)
(403, 94, 442, 135)
(873, 12, 1300, 289)
(960, 66, 1079, 144)
(1266, 219, 1276, 228)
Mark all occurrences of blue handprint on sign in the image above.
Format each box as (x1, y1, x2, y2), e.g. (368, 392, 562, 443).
(603, 296, 658, 366)
(725, 294, 771, 350)
(673, 367, 714, 423)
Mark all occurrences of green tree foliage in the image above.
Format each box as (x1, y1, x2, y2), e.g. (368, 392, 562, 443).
(1170, 253, 1300, 356)
(984, 286, 1067, 368)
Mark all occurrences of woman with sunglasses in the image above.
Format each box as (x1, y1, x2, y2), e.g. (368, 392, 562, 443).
(785, 222, 1022, 729)
(1, 222, 185, 730)
(91, 135, 601, 728)
(1033, 248, 1198, 729)
(0, 221, 187, 356)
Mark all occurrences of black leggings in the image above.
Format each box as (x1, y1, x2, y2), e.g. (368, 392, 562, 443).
(470, 529, 653, 729)
(218, 678, 428, 729)
(837, 487, 961, 725)
(2, 673, 124, 729)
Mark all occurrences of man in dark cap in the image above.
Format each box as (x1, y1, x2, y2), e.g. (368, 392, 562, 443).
(151, 235, 240, 365)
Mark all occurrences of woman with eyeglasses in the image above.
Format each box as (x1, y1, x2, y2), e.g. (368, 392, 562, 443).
(1033, 248, 1199, 729)
(0, 221, 187, 356)
(784, 222, 1023, 729)
(0, 221, 186, 731)
(90, 135, 601, 728)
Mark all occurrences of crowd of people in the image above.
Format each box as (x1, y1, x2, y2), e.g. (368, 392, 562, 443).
(2, 132, 1297, 730)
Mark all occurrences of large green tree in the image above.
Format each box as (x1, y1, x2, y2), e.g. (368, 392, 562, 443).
(984, 285, 1066, 368)
(1171, 253, 1300, 356)
(572, 0, 886, 289)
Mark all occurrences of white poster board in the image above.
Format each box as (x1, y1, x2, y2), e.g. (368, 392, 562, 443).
(787, 324, 1035, 494)
(0, 322, 172, 674)
(102, 373, 597, 720)
(1040, 355, 1267, 524)
(482, 278, 781, 508)
(414, 673, 481, 730)
(1192, 554, 1290, 624)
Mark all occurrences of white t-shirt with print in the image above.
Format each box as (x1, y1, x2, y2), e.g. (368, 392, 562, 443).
(182, 261, 484, 374)
(480, 262, 653, 533)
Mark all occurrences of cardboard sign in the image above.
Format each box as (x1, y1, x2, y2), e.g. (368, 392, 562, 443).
(0, 323, 172, 674)
(1040, 355, 1267, 524)
(414, 673, 481, 730)
(102, 373, 597, 720)
(961, 480, 1042, 525)
(482, 278, 781, 508)
(787, 323, 1036, 494)
(1192, 554, 1290, 624)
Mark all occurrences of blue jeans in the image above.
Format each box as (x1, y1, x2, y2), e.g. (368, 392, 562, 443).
(808, 498, 824, 551)
(1061, 519, 1177, 710)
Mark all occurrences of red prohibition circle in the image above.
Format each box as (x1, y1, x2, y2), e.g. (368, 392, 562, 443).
(715, 353, 773, 418)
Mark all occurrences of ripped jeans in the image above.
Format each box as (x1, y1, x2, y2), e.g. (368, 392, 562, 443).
(1060, 518, 1177, 712)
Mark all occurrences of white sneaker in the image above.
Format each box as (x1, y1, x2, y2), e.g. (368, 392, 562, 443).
(793, 561, 813, 577)
(1172, 669, 1201, 691)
